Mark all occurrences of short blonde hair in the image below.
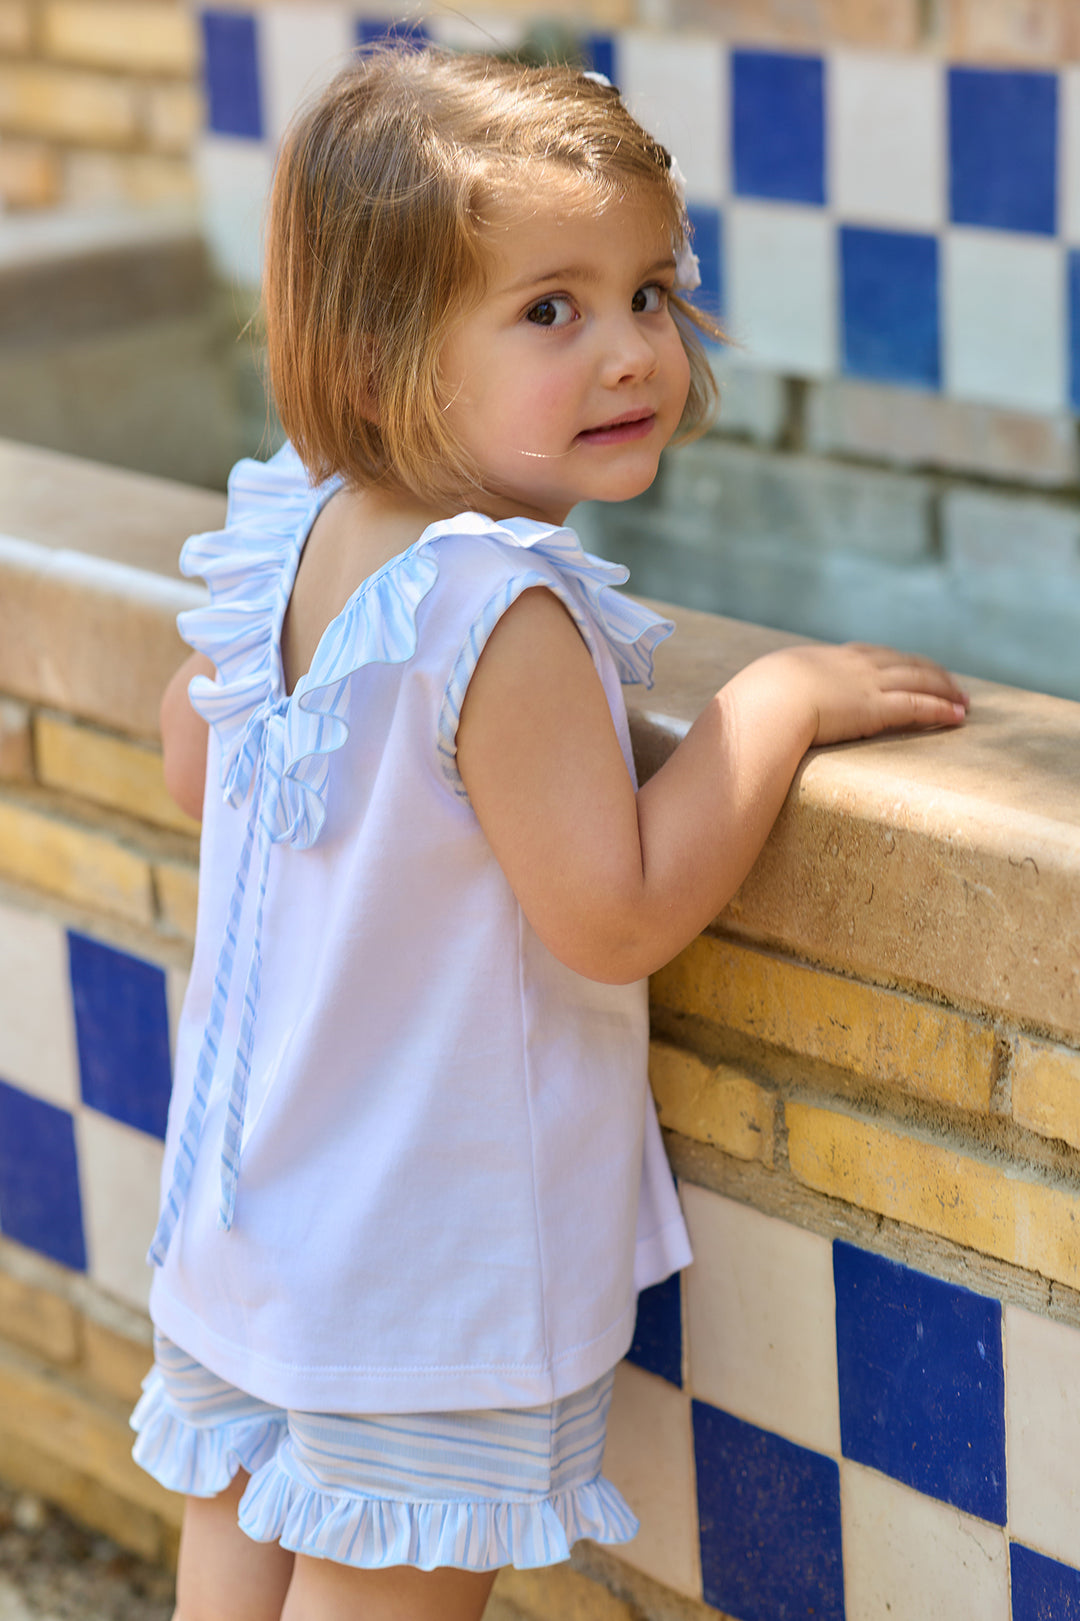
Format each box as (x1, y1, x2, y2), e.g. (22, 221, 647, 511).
(264, 46, 724, 505)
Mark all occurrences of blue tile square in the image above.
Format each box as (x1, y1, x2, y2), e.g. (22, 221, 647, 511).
(840, 225, 940, 388)
(834, 1242, 1005, 1523)
(68, 933, 172, 1142)
(0, 1079, 86, 1270)
(202, 10, 263, 140)
(1068, 250, 1080, 412)
(685, 203, 723, 329)
(584, 35, 615, 86)
(949, 67, 1057, 235)
(1011, 1544, 1080, 1620)
(627, 1272, 682, 1386)
(357, 19, 429, 48)
(732, 50, 825, 206)
(693, 1401, 844, 1621)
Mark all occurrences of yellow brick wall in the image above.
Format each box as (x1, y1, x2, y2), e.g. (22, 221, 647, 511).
(0, 0, 199, 210)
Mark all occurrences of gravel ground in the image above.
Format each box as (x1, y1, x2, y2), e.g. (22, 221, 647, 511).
(0, 1486, 174, 1621)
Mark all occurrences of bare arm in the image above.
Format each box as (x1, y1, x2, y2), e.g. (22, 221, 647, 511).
(160, 652, 214, 821)
(457, 590, 968, 984)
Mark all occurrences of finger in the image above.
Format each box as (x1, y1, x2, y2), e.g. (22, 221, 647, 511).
(878, 691, 968, 732)
(876, 664, 969, 703)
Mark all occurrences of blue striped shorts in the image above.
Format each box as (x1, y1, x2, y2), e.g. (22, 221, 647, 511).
(130, 1334, 638, 1571)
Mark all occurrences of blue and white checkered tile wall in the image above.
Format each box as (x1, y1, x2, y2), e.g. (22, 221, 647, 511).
(0, 900, 181, 1311)
(195, 9, 1080, 420)
(5, 893, 1080, 1617)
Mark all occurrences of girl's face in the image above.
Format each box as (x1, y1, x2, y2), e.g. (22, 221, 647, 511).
(437, 188, 692, 526)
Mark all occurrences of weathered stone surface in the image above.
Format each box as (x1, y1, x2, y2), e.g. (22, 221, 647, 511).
(0, 699, 32, 781)
(805, 377, 1080, 487)
(631, 608, 1080, 1038)
(1012, 1035, 1080, 1152)
(651, 935, 996, 1109)
(787, 1101, 1080, 1290)
(0, 796, 154, 924)
(711, 362, 788, 445)
(665, 439, 934, 563)
(0, 1273, 78, 1365)
(943, 0, 1065, 61)
(35, 713, 198, 835)
(153, 859, 198, 940)
(649, 1040, 775, 1163)
(942, 487, 1080, 573)
(80, 1317, 153, 1407)
(0, 63, 138, 144)
(0, 140, 59, 208)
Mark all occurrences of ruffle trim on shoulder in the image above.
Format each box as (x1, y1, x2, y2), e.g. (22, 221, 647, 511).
(130, 1369, 285, 1497)
(175, 446, 671, 849)
(237, 1458, 639, 1572)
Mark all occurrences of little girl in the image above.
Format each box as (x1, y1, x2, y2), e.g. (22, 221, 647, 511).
(139, 45, 968, 1621)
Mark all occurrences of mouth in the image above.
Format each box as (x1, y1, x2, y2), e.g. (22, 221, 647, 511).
(575, 410, 656, 446)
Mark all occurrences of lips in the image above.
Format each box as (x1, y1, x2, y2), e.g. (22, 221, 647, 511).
(576, 410, 656, 445)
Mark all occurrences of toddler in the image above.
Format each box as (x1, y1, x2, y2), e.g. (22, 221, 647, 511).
(140, 45, 968, 1621)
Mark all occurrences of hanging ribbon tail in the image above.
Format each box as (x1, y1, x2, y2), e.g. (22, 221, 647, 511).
(148, 754, 263, 1268)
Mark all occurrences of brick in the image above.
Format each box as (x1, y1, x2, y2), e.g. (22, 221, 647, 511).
(649, 1039, 775, 1165)
(826, 0, 921, 45)
(787, 1101, 1080, 1290)
(62, 147, 197, 207)
(142, 81, 201, 155)
(942, 488, 1080, 574)
(666, 0, 829, 42)
(0, 1428, 170, 1563)
(0, 797, 154, 925)
(42, 1, 198, 74)
(0, 1273, 78, 1365)
(805, 378, 1080, 488)
(0, 1339, 181, 1532)
(154, 858, 198, 940)
(668, 440, 933, 564)
(34, 714, 199, 836)
(0, 64, 138, 145)
(0, 698, 32, 781)
(80, 1317, 153, 1407)
(1013, 1035, 1080, 1151)
(0, 139, 60, 208)
(0, 0, 32, 54)
(944, 0, 1065, 61)
(651, 936, 996, 1111)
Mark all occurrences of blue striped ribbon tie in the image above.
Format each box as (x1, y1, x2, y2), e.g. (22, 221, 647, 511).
(148, 705, 287, 1267)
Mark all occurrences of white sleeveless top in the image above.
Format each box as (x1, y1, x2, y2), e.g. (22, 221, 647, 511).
(148, 443, 692, 1413)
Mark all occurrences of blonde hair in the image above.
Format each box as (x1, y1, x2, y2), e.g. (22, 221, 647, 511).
(264, 45, 724, 505)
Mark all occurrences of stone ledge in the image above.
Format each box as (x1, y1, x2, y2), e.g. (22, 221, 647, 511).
(0, 439, 1076, 1034)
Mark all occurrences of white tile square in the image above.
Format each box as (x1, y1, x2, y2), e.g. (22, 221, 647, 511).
(77, 1108, 164, 1311)
(727, 201, 836, 376)
(944, 229, 1065, 413)
(616, 33, 727, 204)
(841, 1460, 1009, 1621)
(830, 50, 943, 230)
(260, 4, 356, 144)
(681, 1185, 840, 1456)
(1006, 1305, 1080, 1565)
(1061, 68, 1080, 243)
(196, 135, 276, 291)
(602, 1361, 701, 1599)
(0, 902, 78, 1110)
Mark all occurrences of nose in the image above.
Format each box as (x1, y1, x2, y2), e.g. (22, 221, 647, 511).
(598, 315, 658, 387)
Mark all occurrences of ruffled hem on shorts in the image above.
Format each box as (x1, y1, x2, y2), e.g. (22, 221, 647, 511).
(237, 1459, 640, 1572)
(130, 1369, 284, 1497)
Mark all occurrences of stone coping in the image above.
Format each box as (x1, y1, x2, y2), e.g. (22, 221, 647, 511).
(1, 438, 1077, 1037)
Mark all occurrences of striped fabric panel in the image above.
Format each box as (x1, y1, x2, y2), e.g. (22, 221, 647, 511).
(145, 1336, 614, 1503)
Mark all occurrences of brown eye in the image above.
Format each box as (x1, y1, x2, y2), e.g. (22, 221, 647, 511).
(632, 285, 664, 314)
(525, 296, 574, 328)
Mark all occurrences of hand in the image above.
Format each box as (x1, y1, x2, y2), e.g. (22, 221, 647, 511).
(761, 642, 970, 749)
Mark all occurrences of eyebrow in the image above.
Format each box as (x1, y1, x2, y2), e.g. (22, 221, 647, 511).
(503, 255, 677, 295)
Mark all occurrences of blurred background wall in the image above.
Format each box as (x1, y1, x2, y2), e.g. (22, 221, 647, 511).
(2, 0, 1080, 693)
